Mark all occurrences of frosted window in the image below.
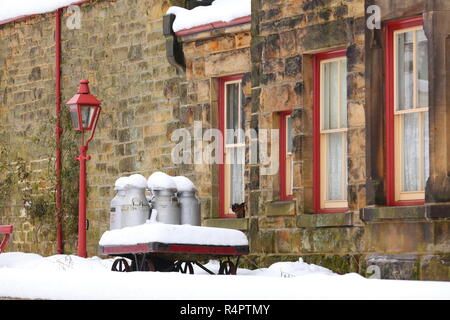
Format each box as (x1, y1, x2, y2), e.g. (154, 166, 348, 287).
(396, 31, 414, 111)
(402, 112, 420, 191)
(416, 29, 429, 109)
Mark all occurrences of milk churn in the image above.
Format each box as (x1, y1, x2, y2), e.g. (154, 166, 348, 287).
(121, 174, 151, 228)
(178, 190, 201, 226)
(110, 177, 128, 230)
(151, 188, 181, 225)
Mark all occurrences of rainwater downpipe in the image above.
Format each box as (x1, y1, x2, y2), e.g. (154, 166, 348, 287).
(55, 8, 63, 254)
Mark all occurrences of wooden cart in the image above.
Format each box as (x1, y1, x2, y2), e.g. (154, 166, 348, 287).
(99, 241, 249, 275)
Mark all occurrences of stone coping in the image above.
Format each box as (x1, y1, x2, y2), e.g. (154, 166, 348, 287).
(178, 22, 251, 43)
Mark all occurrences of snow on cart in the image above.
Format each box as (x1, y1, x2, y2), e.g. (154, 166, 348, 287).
(99, 172, 249, 275)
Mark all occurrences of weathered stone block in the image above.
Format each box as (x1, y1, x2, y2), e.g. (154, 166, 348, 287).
(265, 200, 296, 216)
(203, 218, 249, 231)
(297, 212, 353, 228)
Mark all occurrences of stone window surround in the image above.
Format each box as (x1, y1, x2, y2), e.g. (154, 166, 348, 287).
(384, 16, 428, 207)
(313, 48, 350, 214)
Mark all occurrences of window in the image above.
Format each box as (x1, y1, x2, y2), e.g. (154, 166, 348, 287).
(279, 111, 294, 200)
(313, 49, 348, 213)
(386, 17, 429, 205)
(219, 75, 245, 217)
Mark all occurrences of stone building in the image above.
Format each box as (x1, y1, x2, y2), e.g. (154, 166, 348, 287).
(0, 0, 449, 280)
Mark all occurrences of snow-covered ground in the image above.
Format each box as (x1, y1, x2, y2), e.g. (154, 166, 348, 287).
(0, 252, 449, 300)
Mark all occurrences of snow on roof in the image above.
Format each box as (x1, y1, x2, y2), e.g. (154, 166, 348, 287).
(99, 222, 249, 247)
(166, 0, 251, 33)
(0, 0, 84, 24)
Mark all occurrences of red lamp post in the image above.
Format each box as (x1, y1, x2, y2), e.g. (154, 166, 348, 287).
(66, 80, 101, 258)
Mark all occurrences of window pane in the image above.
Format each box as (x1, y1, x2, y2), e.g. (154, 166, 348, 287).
(326, 132, 347, 201)
(402, 112, 420, 191)
(226, 82, 243, 144)
(423, 111, 430, 189)
(287, 115, 293, 153)
(416, 29, 429, 108)
(229, 146, 245, 205)
(322, 61, 339, 130)
(396, 31, 414, 110)
(340, 59, 348, 128)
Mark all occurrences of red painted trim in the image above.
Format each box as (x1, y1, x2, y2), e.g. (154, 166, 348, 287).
(0, 225, 13, 234)
(313, 48, 348, 214)
(101, 243, 248, 256)
(0, 225, 13, 253)
(279, 111, 294, 201)
(385, 16, 424, 206)
(0, 1, 91, 25)
(218, 74, 244, 218)
(175, 15, 251, 37)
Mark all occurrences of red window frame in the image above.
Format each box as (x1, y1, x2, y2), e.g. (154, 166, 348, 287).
(218, 74, 244, 218)
(313, 48, 349, 214)
(385, 16, 426, 207)
(279, 110, 294, 201)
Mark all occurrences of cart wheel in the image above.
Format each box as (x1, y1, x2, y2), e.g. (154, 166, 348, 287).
(218, 260, 236, 275)
(111, 258, 131, 272)
(174, 260, 194, 274)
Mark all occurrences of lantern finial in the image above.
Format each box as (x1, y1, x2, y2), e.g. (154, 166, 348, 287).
(77, 80, 90, 94)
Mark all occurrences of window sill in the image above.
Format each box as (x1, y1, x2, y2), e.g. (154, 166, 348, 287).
(203, 218, 249, 231)
(361, 203, 450, 222)
(296, 212, 353, 228)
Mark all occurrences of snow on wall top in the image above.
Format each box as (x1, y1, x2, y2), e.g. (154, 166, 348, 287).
(99, 222, 249, 247)
(166, 0, 251, 33)
(0, 0, 81, 23)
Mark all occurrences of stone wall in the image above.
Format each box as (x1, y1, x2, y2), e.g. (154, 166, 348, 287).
(0, 0, 186, 255)
(0, 13, 60, 255)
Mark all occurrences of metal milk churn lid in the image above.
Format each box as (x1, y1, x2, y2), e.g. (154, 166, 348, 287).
(110, 177, 128, 230)
(151, 188, 181, 225)
(177, 190, 201, 226)
(121, 174, 151, 228)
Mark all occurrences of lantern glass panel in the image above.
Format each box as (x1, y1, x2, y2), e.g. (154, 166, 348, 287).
(69, 105, 80, 130)
(81, 106, 96, 129)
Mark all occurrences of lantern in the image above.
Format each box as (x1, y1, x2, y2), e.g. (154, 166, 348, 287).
(66, 80, 101, 132)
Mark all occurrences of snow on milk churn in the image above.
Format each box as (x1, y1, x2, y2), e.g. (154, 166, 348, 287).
(110, 177, 128, 230)
(121, 175, 151, 228)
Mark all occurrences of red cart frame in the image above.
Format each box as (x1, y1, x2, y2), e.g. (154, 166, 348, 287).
(99, 242, 249, 275)
(0, 225, 13, 253)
